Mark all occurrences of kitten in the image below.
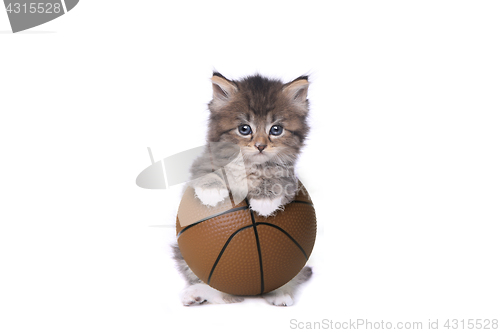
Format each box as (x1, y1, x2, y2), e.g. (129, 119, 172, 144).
(173, 72, 313, 306)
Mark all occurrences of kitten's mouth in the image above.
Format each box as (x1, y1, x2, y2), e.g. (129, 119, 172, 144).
(241, 149, 272, 164)
(252, 151, 272, 162)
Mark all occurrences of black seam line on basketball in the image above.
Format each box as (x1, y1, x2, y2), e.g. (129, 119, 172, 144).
(249, 208, 265, 295)
(176, 205, 249, 238)
(207, 224, 254, 285)
(254, 222, 309, 261)
(291, 200, 314, 206)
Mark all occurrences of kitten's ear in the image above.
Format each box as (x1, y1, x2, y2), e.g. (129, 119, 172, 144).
(211, 72, 238, 102)
(283, 76, 309, 103)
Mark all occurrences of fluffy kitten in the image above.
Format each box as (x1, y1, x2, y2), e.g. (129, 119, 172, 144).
(173, 72, 313, 306)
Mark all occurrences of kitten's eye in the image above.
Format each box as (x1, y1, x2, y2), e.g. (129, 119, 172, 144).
(269, 125, 283, 136)
(238, 125, 252, 136)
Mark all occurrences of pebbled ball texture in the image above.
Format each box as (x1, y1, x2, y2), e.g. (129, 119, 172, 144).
(176, 181, 316, 296)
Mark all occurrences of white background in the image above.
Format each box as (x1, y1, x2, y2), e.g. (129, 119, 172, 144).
(1, 1, 499, 332)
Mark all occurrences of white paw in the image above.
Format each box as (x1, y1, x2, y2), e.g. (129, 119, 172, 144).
(194, 187, 229, 207)
(262, 291, 294, 306)
(249, 196, 284, 217)
(181, 284, 244, 306)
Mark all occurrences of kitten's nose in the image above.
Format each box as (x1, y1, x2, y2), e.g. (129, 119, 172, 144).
(255, 143, 267, 152)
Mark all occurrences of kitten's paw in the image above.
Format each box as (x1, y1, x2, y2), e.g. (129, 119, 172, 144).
(249, 196, 284, 217)
(262, 291, 294, 306)
(194, 187, 229, 207)
(182, 293, 207, 306)
(181, 284, 244, 306)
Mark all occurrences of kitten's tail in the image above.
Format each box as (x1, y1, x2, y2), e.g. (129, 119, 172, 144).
(295, 265, 313, 285)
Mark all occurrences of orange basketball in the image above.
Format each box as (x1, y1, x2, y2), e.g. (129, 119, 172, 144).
(176, 181, 316, 296)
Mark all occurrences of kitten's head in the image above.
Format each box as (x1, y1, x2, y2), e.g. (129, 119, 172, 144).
(207, 72, 310, 166)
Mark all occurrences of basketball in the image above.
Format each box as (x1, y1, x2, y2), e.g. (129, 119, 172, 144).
(176, 181, 316, 296)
